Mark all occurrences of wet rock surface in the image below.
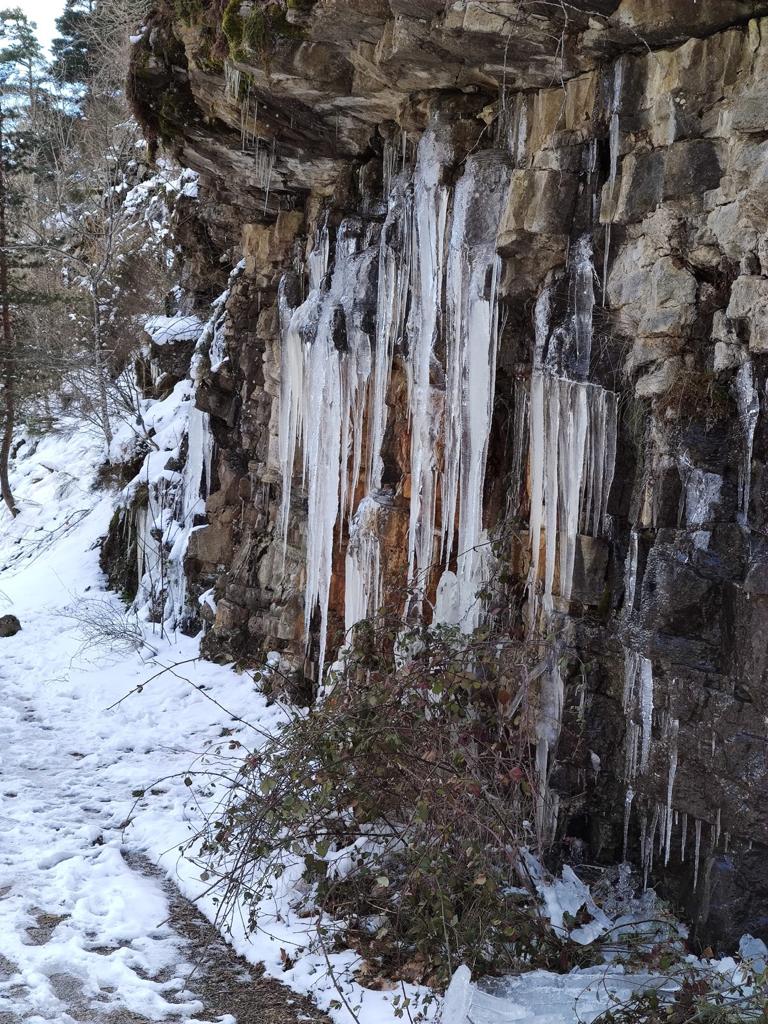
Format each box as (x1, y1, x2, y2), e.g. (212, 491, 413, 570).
(122, 0, 768, 947)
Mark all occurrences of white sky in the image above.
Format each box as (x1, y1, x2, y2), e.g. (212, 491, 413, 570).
(15, 0, 65, 53)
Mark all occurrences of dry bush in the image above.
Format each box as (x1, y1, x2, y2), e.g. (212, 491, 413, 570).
(189, 616, 598, 987)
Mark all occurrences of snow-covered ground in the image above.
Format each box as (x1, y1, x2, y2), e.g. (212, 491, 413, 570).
(1, 422, 763, 1024)
(0, 423, 428, 1024)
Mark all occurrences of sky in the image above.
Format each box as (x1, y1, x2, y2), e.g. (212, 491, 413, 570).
(15, 0, 64, 53)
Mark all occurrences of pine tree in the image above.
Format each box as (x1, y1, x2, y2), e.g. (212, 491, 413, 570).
(50, 0, 95, 86)
(0, 8, 46, 515)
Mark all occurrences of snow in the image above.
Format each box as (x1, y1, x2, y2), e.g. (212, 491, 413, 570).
(144, 315, 204, 347)
(0, 421, 433, 1024)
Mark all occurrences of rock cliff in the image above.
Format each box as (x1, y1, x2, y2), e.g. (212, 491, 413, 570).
(125, 0, 768, 947)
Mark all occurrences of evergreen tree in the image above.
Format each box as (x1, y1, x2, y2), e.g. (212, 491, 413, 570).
(0, 8, 46, 515)
(50, 0, 95, 86)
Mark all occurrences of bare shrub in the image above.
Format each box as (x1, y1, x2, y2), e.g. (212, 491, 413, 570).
(62, 596, 156, 660)
(188, 615, 595, 987)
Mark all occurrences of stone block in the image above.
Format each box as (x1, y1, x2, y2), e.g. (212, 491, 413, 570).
(187, 522, 233, 566)
(727, 275, 768, 352)
(635, 357, 683, 397)
(571, 537, 610, 606)
(732, 92, 768, 133)
(662, 139, 723, 200)
(498, 168, 577, 240)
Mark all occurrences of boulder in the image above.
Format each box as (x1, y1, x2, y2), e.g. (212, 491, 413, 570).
(0, 614, 21, 637)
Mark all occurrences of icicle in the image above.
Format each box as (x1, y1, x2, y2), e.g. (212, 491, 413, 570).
(639, 657, 654, 773)
(278, 220, 377, 677)
(527, 375, 617, 615)
(693, 819, 702, 890)
(644, 805, 659, 890)
(681, 812, 688, 862)
(366, 181, 412, 493)
(345, 493, 387, 632)
(405, 126, 452, 604)
(603, 56, 624, 302)
(571, 236, 596, 378)
(623, 528, 639, 622)
(664, 718, 679, 866)
(734, 361, 759, 526)
(224, 60, 241, 104)
(278, 278, 308, 554)
(535, 662, 564, 847)
(442, 151, 510, 634)
(639, 813, 647, 878)
(622, 786, 634, 861)
(715, 807, 721, 847)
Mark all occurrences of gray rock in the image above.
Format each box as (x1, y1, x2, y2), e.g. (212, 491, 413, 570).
(0, 615, 21, 637)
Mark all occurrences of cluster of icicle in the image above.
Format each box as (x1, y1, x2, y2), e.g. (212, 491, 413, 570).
(526, 242, 618, 622)
(278, 123, 511, 674)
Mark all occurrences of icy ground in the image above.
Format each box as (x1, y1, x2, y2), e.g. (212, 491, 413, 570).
(0, 422, 762, 1024)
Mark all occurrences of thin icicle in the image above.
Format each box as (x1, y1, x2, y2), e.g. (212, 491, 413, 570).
(366, 181, 412, 493)
(734, 360, 759, 526)
(664, 717, 679, 866)
(639, 657, 654, 773)
(623, 528, 639, 622)
(572, 236, 596, 378)
(603, 56, 624, 302)
(622, 786, 634, 861)
(405, 126, 452, 604)
(681, 812, 688, 862)
(345, 493, 388, 632)
(693, 819, 702, 890)
(527, 376, 617, 613)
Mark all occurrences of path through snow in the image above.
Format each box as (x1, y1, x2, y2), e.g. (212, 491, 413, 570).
(0, 427, 328, 1024)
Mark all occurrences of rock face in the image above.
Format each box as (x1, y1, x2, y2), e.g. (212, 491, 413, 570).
(129, 1, 768, 947)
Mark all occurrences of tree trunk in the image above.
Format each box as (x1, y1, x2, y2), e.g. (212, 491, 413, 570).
(0, 106, 18, 517)
(90, 283, 113, 456)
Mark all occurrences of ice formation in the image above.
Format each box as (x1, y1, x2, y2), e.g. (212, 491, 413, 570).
(527, 375, 617, 614)
(734, 360, 760, 526)
(279, 124, 513, 648)
(344, 494, 386, 634)
(441, 151, 510, 630)
(278, 220, 376, 673)
(603, 56, 624, 299)
(405, 126, 451, 599)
